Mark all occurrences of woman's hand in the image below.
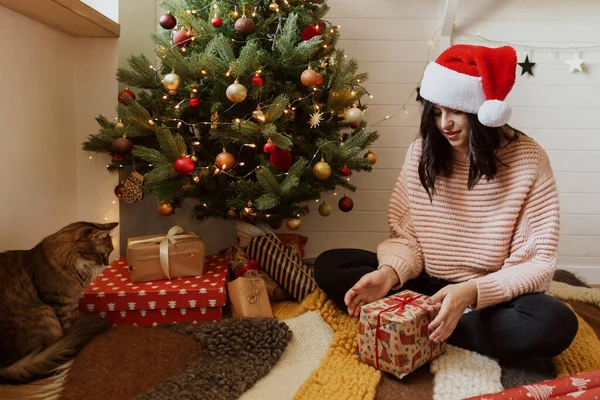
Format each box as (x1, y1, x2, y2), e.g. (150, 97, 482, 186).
(344, 266, 398, 318)
(426, 281, 478, 343)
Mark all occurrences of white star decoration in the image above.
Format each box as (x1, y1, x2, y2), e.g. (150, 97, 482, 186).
(566, 54, 585, 73)
(309, 111, 324, 128)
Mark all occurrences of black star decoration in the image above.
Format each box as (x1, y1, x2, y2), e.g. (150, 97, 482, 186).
(518, 55, 536, 76)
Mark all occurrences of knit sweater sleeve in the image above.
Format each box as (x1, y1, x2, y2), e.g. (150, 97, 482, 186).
(469, 150, 560, 310)
(377, 144, 424, 289)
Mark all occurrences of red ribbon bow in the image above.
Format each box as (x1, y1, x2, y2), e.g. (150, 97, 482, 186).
(235, 257, 262, 279)
(373, 294, 435, 370)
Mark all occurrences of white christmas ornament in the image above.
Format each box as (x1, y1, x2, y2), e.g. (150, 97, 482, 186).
(345, 107, 363, 123)
(566, 53, 585, 73)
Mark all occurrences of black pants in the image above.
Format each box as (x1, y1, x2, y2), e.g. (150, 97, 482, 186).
(314, 248, 578, 359)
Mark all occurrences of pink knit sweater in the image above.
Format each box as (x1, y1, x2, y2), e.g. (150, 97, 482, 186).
(377, 135, 560, 309)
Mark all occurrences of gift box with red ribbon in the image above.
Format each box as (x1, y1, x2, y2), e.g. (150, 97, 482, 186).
(357, 290, 446, 379)
(79, 254, 228, 327)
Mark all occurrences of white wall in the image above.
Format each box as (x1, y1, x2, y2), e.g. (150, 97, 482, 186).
(81, 0, 119, 23)
(321, 0, 600, 282)
(0, 5, 118, 252)
(115, 0, 599, 282)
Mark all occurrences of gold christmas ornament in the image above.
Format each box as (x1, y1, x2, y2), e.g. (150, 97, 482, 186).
(285, 218, 302, 231)
(312, 157, 331, 180)
(364, 150, 377, 165)
(252, 106, 266, 122)
(345, 106, 363, 123)
(226, 80, 247, 103)
(116, 121, 125, 129)
(269, 2, 280, 12)
(157, 202, 174, 216)
(240, 202, 259, 223)
(162, 71, 182, 95)
(215, 148, 235, 171)
(301, 67, 320, 87)
(318, 201, 332, 217)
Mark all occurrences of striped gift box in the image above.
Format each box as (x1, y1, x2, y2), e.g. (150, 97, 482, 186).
(247, 233, 317, 302)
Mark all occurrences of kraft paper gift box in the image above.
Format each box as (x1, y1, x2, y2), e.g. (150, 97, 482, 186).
(228, 276, 274, 318)
(127, 226, 206, 283)
(79, 255, 228, 327)
(357, 290, 446, 379)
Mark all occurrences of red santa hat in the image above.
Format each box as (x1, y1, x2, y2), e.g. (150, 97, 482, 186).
(419, 44, 517, 127)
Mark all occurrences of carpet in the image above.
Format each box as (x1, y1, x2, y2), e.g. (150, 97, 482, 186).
(1, 271, 599, 400)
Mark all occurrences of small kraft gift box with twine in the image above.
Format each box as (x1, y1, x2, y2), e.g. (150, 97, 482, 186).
(357, 290, 446, 379)
(127, 226, 206, 283)
(228, 277, 273, 318)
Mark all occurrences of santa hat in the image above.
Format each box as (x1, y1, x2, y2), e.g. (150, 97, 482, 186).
(419, 45, 517, 127)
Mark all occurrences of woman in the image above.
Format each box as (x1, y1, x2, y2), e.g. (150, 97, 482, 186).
(314, 44, 578, 359)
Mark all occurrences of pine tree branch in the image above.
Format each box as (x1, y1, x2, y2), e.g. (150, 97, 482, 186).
(264, 94, 289, 123)
(131, 146, 168, 164)
(231, 39, 259, 79)
(115, 55, 156, 89)
(256, 166, 281, 195)
(206, 34, 235, 64)
(156, 126, 188, 161)
(145, 164, 178, 184)
(255, 193, 281, 210)
(265, 132, 293, 150)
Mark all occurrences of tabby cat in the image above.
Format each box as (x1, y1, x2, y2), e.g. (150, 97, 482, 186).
(0, 221, 118, 383)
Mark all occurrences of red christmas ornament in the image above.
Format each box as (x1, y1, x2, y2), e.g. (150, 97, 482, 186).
(301, 25, 321, 41)
(351, 123, 359, 129)
(173, 29, 191, 48)
(340, 166, 351, 177)
(252, 74, 264, 87)
(189, 97, 200, 107)
(113, 154, 125, 161)
(159, 13, 177, 30)
(211, 15, 223, 28)
(316, 76, 323, 85)
(269, 148, 292, 171)
(318, 20, 326, 31)
(118, 88, 135, 105)
(263, 140, 276, 154)
(174, 157, 195, 175)
(338, 194, 354, 212)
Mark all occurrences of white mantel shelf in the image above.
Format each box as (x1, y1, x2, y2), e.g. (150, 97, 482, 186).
(0, 0, 119, 38)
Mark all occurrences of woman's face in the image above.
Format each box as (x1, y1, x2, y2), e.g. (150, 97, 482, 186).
(433, 105, 470, 153)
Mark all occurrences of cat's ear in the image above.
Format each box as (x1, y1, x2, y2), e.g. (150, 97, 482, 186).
(91, 222, 118, 240)
(97, 222, 119, 231)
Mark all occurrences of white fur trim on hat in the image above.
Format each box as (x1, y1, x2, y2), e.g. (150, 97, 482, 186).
(477, 100, 512, 128)
(420, 62, 486, 114)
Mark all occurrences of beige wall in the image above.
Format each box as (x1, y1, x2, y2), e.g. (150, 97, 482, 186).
(0, 6, 118, 253)
(116, 0, 600, 282)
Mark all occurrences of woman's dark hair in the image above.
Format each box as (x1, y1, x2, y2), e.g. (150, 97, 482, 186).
(417, 99, 520, 200)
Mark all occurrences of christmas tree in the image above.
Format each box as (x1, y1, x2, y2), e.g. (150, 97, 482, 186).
(83, 0, 378, 229)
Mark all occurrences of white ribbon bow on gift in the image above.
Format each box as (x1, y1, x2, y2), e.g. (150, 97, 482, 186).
(128, 226, 199, 280)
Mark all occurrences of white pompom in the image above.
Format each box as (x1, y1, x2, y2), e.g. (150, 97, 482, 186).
(477, 100, 512, 127)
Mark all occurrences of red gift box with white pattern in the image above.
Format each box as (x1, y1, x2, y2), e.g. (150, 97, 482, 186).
(79, 254, 228, 326)
(465, 369, 600, 400)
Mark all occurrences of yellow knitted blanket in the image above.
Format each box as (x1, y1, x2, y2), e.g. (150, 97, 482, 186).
(272, 285, 600, 400)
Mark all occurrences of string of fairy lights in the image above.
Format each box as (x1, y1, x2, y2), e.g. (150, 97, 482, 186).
(95, 3, 600, 222)
(92, 1, 368, 222)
